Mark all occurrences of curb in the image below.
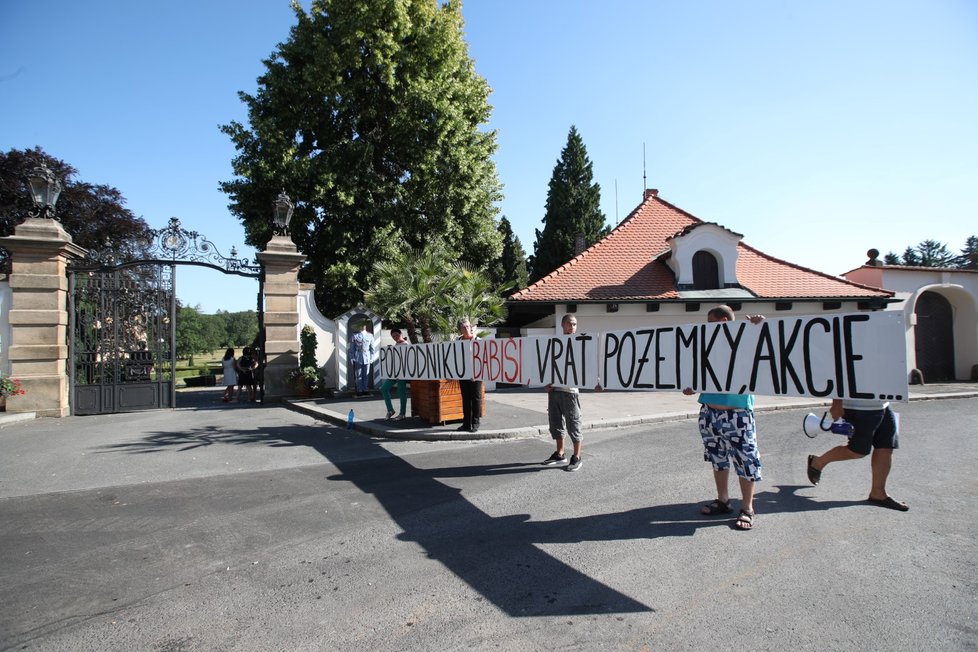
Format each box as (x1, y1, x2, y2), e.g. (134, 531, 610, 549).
(0, 412, 37, 428)
(284, 391, 978, 442)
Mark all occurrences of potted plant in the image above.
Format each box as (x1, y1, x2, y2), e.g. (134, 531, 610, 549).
(0, 375, 26, 411)
(288, 325, 321, 396)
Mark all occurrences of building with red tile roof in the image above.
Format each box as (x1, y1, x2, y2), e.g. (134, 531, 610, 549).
(505, 189, 895, 334)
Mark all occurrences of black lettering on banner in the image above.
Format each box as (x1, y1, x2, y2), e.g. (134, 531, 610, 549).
(721, 322, 747, 392)
(843, 314, 874, 399)
(749, 322, 780, 394)
(421, 345, 437, 378)
(575, 333, 592, 384)
(700, 324, 722, 391)
(536, 338, 553, 381)
(634, 329, 654, 389)
(832, 317, 845, 398)
(676, 326, 698, 390)
(406, 346, 418, 377)
(778, 320, 804, 394)
(563, 338, 579, 385)
(617, 331, 636, 388)
(803, 318, 832, 397)
(603, 334, 620, 386)
(654, 327, 675, 389)
(550, 338, 566, 385)
(452, 343, 468, 378)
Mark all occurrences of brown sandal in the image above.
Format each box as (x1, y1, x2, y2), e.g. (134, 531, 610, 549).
(701, 499, 733, 516)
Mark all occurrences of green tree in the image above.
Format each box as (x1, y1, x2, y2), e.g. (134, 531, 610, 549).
(529, 126, 609, 283)
(916, 239, 956, 267)
(175, 306, 224, 365)
(220, 0, 503, 316)
(0, 147, 152, 262)
(957, 235, 978, 269)
(488, 216, 529, 293)
(366, 241, 506, 342)
(217, 310, 259, 347)
(365, 243, 454, 343)
(883, 252, 901, 265)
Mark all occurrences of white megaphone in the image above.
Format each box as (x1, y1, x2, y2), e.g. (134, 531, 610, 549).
(803, 411, 855, 438)
(802, 413, 824, 438)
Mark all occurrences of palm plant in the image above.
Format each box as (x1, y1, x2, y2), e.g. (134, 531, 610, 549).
(366, 243, 508, 342)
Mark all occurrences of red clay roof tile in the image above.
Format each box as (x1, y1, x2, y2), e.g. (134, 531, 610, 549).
(510, 194, 892, 302)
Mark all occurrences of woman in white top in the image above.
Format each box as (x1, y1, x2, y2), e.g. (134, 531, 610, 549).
(221, 348, 239, 403)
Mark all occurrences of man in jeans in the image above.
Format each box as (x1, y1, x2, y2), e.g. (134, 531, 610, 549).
(541, 314, 600, 472)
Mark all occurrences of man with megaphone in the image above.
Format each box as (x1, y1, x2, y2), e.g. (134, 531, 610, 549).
(806, 397, 908, 511)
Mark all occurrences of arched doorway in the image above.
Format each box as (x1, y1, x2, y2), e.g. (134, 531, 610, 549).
(914, 291, 955, 382)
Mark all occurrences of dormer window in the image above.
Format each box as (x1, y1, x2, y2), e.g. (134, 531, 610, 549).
(664, 222, 744, 291)
(692, 250, 720, 290)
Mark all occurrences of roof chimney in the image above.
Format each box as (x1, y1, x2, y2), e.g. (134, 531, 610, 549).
(644, 188, 659, 200)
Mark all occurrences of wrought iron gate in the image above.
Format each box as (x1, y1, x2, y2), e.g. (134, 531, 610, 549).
(70, 263, 177, 414)
(68, 218, 262, 416)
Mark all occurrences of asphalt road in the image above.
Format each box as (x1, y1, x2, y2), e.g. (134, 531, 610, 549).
(1, 398, 976, 651)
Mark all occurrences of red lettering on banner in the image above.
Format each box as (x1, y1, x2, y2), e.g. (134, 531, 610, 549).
(503, 338, 522, 383)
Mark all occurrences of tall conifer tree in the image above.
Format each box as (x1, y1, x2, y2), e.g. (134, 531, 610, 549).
(529, 126, 607, 282)
(489, 216, 528, 292)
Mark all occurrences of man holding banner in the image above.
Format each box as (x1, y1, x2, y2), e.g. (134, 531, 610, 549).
(541, 315, 602, 472)
(683, 305, 765, 531)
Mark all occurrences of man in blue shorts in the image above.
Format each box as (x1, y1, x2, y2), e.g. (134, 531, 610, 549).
(806, 397, 908, 511)
(683, 305, 765, 531)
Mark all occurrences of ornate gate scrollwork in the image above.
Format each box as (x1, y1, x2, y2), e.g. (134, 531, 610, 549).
(69, 218, 262, 416)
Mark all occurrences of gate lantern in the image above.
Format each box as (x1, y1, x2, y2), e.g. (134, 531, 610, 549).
(27, 164, 63, 219)
(272, 190, 294, 236)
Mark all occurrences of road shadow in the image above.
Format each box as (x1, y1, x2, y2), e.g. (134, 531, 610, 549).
(92, 424, 861, 616)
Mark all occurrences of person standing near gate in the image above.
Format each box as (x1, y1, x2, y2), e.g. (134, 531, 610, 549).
(237, 346, 258, 403)
(221, 348, 239, 403)
(350, 323, 374, 397)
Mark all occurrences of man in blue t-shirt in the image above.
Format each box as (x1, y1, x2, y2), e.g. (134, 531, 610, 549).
(683, 305, 765, 531)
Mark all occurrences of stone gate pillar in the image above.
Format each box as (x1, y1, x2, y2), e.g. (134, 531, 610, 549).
(256, 235, 306, 401)
(0, 218, 86, 417)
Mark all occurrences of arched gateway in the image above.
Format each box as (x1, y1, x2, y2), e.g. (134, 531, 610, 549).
(69, 218, 263, 415)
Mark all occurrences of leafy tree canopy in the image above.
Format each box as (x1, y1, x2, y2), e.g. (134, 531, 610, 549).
(1, 147, 153, 261)
(529, 126, 609, 283)
(221, 0, 503, 317)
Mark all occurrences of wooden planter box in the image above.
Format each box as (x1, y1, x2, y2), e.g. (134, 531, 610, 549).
(410, 379, 485, 425)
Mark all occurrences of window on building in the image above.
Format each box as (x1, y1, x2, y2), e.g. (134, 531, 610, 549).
(692, 250, 720, 290)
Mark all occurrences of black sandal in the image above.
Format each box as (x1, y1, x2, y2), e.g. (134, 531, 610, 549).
(701, 499, 733, 516)
(807, 455, 821, 486)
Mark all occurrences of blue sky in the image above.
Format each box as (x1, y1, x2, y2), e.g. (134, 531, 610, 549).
(2, 0, 976, 314)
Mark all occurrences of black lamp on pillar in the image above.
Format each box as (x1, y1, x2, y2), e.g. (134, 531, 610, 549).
(27, 164, 63, 219)
(272, 190, 294, 237)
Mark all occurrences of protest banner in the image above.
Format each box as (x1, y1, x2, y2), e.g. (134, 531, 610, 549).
(469, 334, 600, 386)
(601, 312, 908, 401)
(377, 312, 908, 401)
(378, 340, 471, 381)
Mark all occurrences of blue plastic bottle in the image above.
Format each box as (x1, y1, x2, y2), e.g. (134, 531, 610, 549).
(347, 409, 355, 429)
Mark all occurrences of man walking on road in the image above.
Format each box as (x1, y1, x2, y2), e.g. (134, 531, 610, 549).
(807, 397, 909, 511)
(541, 314, 600, 472)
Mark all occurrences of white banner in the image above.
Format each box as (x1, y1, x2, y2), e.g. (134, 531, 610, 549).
(376, 312, 909, 401)
(602, 312, 908, 401)
(469, 334, 600, 386)
(378, 340, 471, 381)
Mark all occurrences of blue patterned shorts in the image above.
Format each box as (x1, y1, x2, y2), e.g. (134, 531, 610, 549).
(698, 406, 762, 481)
